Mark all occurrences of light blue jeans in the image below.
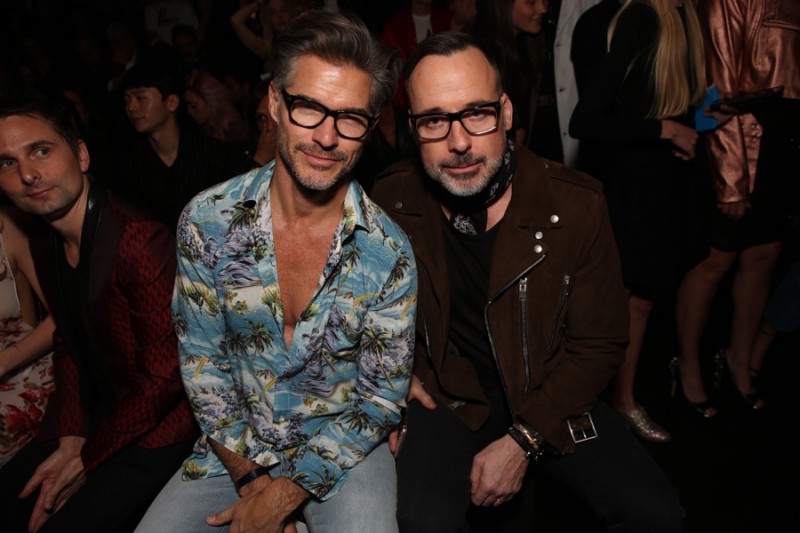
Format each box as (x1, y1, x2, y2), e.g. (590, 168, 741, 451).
(135, 443, 398, 533)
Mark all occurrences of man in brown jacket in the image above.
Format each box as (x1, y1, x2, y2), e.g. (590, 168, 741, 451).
(371, 32, 682, 532)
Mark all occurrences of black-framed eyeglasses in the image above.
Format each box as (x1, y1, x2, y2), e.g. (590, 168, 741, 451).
(281, 89, 375, 140)
(409, 101, 502, 141)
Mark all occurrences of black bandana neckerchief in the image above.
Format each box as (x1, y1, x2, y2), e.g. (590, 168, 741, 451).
(443, 139, 516, 236)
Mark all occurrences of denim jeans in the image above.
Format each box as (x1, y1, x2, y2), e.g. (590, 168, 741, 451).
(135, 442, 398, 533)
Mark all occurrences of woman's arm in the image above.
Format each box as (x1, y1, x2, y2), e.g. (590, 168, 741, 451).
(230, 1, 268, 59)
(0, 209, 55, 378)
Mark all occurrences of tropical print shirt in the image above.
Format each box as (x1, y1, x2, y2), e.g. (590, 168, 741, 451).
(173, 162, 417, 500)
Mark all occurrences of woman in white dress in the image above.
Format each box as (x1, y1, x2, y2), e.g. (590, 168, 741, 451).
(0, 207, 55, 468)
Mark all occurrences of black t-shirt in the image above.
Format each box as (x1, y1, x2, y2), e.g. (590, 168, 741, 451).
(443, 214, 503, 392)
(56, 244, 115, 430)
(114, 126, 245, 231)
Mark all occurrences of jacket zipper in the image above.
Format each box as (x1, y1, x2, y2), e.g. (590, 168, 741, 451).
(519, 277, 530, 394)
(547, 274, 572, 352)
(422, 310, 432, 361)
(485, 254, 547, 415)
(420, 266, 433, 361)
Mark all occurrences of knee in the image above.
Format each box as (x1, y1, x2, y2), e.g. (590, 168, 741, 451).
(692, 256, 733, 286)
(739, 244, 782, 272)
(397, 481, 468, 533)
(602, 487, 684, 533)
(397, 511, 466, 533)
(628, 296, 654, 320)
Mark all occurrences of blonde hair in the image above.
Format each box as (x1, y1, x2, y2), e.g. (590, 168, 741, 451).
(609, 0, 706, 119)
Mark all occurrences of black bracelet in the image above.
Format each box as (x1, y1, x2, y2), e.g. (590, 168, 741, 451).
(507, 425, 534, 458)
(234, 467, 270, 494)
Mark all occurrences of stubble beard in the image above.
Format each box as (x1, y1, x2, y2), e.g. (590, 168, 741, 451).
(424, 152, 501, 197)
(21, 182, 84, 223)
(276, 128, 360, 193)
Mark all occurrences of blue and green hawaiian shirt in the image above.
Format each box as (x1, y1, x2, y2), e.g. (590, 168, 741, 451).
(173, 161, 417, 500)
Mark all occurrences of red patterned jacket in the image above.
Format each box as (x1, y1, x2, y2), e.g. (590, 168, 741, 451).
(32, 187, 197, 473)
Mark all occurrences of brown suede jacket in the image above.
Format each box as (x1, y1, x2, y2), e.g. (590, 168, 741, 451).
(701, 0, 800, 203)
(371, 147, 628, 454)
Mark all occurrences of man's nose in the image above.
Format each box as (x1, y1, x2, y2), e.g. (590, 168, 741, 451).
(312, 115, 339, 149)
(18, 160, 40, 185)
(447, 120, 472, 154)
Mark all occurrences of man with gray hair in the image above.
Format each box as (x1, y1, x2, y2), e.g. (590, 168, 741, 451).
(136, 11, 417, 533)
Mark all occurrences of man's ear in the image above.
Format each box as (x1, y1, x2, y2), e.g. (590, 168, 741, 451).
(166, 94, 180, 112)
(500, 92, 514, 133)
(77, 140, 91, 173)
(268, 83, 280, 123)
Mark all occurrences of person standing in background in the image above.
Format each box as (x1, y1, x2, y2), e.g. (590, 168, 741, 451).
(675, 0, 800, 414)
(571, 0, 709, 440)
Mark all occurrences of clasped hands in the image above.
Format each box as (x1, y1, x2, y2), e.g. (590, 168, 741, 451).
(19, 435, 87, 532)
(388, 376, 529, 508)
(206, 471, 307, 533)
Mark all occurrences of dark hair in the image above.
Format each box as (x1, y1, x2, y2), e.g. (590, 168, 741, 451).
(121, 60, 183, 99)
(171, 24, 198, 44)
(0, 84, 83, 155)
(271, 10, 398, 114)
(404, 32, 503, 94)
(467, 0, 545, 101)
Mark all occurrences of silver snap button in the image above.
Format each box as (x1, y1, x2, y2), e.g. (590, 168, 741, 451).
(534, 245, 543, 253)
(535, 231, 543, 239)
(550, 215, 559, 223)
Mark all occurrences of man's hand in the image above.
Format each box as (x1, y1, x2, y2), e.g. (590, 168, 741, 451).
(717, 199, 750, 220)
(20, 436, 87, 532)
(207, 476, 309, 533)
(389, 375, 436, 454)
(470, 435, 529, 507)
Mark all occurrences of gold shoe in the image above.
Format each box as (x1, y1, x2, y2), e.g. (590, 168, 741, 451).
(617, 405, 672, 443)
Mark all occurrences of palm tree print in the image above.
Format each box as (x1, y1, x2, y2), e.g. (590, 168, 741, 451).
(244, 319, 273, 353)
(174, 171, 416, 500)
(227, 200, 257, 231)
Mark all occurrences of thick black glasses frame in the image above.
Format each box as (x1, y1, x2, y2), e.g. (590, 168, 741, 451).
(281, 89, 375, 140)
(409, 101, 502, 141)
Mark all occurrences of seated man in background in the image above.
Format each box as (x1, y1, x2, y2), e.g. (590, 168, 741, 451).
(0, 87, 196, 532)
(116, 61, 243, 231)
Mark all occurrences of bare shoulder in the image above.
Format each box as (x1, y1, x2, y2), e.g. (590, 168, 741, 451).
(0, 206, 28, 248)
(0, 205, 39, 236)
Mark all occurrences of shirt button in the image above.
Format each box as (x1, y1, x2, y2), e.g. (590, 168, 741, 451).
(394, 201, 403, 209)
(550, 215, 560, 223)
(534, 245, 543, 253)
(535, 231, 544, 239)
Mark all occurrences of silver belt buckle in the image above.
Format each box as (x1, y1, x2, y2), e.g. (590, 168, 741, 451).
(567, 412, 598, 444)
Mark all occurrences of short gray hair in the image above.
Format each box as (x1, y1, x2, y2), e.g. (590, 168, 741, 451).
(272, 10, 398, 115)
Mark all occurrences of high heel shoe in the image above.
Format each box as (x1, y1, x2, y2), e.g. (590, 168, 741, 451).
(617, 404, 672, 443)
(714, 349, 766, 410)
(669, 357, 718, 419)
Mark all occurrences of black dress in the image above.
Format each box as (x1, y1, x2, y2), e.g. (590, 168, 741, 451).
(569, 2, 708, 292)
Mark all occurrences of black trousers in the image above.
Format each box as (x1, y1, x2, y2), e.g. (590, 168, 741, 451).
(0, 439, 193, 533)
(396, 398, 683, 533)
